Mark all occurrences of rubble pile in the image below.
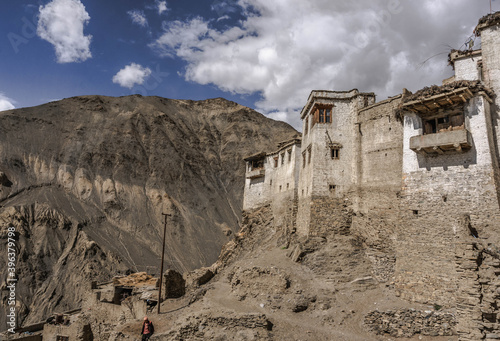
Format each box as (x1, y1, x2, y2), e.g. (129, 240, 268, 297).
(364, 309, 456, 338)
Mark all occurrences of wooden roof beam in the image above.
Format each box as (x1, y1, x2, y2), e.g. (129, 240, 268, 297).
(433, 146, 444, 155)
(419, 100, 433, 110)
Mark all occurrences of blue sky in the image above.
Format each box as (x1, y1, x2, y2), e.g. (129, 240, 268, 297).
(1, 0, 499, 129)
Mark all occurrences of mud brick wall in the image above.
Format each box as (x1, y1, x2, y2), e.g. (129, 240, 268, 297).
(351, 97, 404, 283)
(355, 96, 403, 213)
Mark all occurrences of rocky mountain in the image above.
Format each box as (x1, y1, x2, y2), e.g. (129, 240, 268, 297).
(0, 95, 299, 328)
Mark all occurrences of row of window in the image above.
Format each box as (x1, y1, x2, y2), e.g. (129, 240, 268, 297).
(273, 149, 293, 168)
(302, 145, 340, 168)
(248, 144, 340, 173)
(300, 184, 336, 197)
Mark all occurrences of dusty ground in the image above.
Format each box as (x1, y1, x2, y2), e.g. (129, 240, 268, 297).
(107, 207, 459, 341)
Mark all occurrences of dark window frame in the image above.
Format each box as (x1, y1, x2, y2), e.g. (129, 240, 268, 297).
(422, 111, 465, 135)
(331, 148, 339, 160)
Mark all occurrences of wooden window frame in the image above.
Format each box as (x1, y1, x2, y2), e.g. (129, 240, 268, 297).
(422, 110, 465, 135)
(312, 105, 333, 127)
(250, 159, 264, 170)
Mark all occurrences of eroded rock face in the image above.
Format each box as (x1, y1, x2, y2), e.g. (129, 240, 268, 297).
(0, 95, 298, 329)
(0, 171, 11, 186)
(163, 269, 185, 299)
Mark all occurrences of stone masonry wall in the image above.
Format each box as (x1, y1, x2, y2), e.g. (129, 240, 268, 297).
(243, 176, 269, 210)
(295, 196, 311, 236)
(455, 55, 482, 81)
(479, 24, 500, 183)
(350, 97, 403, 283)
(297, 91, 375, 237)
(243, 143, 300, 211)
(308, 196, 353, 237)
(354, 96, 403, 212)
(308, 100, 357, 198)
(364, 309, 456, 338)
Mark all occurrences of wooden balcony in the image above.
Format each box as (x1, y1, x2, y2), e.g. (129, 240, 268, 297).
(246, 169, 265, 179)
(410, 129, 472, 154)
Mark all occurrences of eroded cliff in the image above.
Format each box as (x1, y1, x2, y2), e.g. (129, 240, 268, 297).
(0, 95, 298, 328)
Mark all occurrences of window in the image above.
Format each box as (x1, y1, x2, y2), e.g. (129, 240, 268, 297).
(274, 156, 278, 168)
(307, 146, 312, 164)
(302, 152, 306, 168)
(304, 117, 309, 135)
(329, 185, 336, 192)
(249, 159, 264, 170)
(281, 153, 285, 165)
(287, 183, 290, 189)
(423, 112, 464, 134)
(319, 108, 332, 123)
(312, 105, 333, 126)
(270, 180, 272, 186)
(57, 337, 69, 341)
(279, 185, 282, 192)
(331, 148, 339, 160)
(288, 149, 292, 162)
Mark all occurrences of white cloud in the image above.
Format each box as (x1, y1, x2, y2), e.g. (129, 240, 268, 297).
(113, 63, 152, 89)
(128, 9, 148, 27)
(37, 0, 92, 63)
(217, 15, 230, 22)
(156, 0, 168, 15)
(0, 93, 15, 112)
(151, 0, 492, 129)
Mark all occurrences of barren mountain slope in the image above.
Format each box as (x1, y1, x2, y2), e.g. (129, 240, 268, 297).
(0, 95, 299, 328)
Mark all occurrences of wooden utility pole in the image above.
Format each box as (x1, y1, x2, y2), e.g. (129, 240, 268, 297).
(157, 213, 171, 314)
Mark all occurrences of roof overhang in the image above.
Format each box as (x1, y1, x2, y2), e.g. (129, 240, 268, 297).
(299, 89, 375, 119)
(475, 12, 500, 34)
(244, 152, 267, 162)
(402, 87, 475, 115)
(448, 49, 482, 66)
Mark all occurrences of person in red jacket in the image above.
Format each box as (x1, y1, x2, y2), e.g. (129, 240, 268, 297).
(141, 316, 154, 340)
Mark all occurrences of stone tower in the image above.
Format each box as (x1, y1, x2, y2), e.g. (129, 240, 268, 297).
(475, 13, 500, 178)
(295, 90, 375, 236)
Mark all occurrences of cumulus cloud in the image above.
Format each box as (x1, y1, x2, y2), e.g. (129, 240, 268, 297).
(128, 9, 148, 27)
(151, 0, 491, 129)
(0, 93, 15, 112)
(37, 0, 92, 63)
(113, 63, 152, 89)
(156, 0, 168, 15)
